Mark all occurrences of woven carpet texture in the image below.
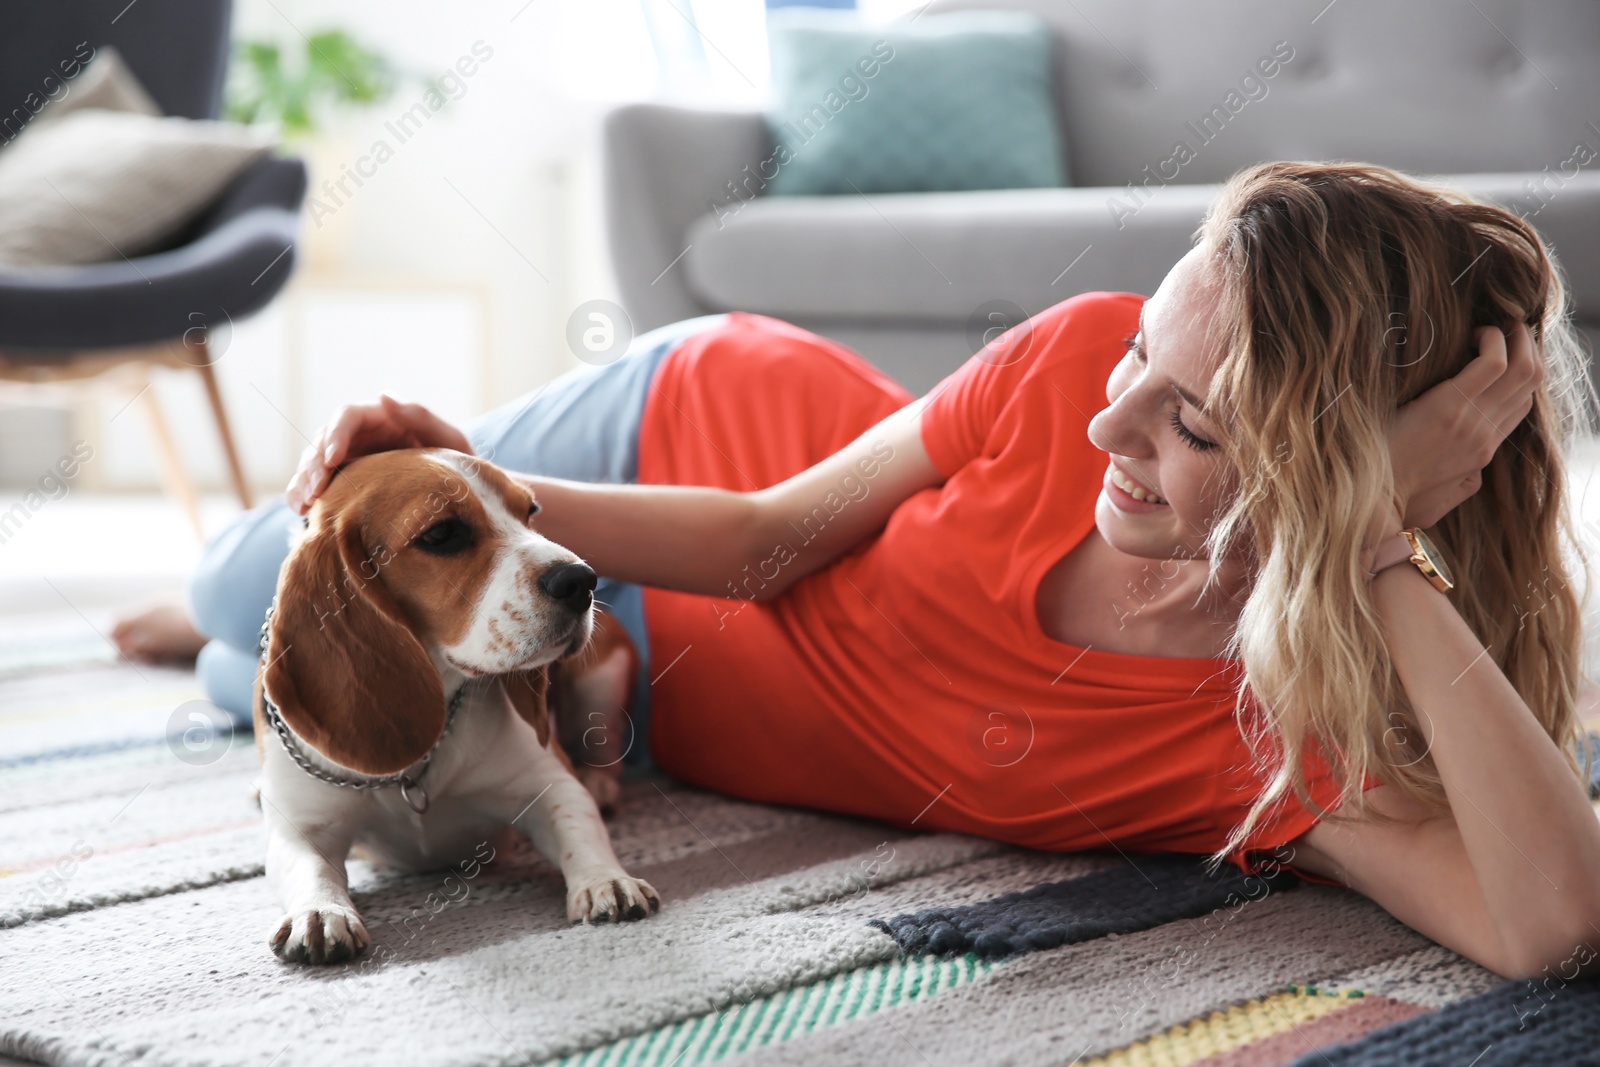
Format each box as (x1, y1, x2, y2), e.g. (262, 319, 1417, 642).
(6, 656, 1598, 1066)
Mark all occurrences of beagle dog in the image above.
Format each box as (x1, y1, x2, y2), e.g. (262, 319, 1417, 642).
(253, 447, 657, 965)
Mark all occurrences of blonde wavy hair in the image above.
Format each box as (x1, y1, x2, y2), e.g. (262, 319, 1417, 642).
(1193, 161, 1597, 865)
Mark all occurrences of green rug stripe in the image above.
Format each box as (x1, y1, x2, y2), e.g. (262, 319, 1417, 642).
(545, 953, 994, 1067)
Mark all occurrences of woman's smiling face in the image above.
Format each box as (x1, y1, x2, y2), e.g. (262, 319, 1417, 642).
(1087, 247, 1234, 560)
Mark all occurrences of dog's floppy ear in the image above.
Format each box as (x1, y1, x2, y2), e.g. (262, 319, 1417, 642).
(263, 514, 447, 776)
(502, 669, 552, 748)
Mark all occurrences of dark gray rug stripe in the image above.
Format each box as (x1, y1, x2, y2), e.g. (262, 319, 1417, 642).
(868, 853, 1299, 959)
(1291, 972, 1600, 1066)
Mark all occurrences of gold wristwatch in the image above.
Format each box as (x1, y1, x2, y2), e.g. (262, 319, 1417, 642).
(1362, 527, 1454, 593)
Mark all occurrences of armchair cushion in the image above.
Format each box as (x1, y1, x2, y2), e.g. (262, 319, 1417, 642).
(0, 109, 273, 267)
(0, 156, 306, 350)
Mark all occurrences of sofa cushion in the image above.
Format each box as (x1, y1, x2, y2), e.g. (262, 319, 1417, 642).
(684, 172, 1600, 324)
(686, 184, 1216, 324)
(763, 8, 1065, 196)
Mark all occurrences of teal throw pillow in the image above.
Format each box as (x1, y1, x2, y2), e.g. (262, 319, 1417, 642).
(763, 9, 1067, 196)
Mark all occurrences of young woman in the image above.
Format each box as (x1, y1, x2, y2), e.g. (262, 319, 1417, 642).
(122, 160, 1600, 980)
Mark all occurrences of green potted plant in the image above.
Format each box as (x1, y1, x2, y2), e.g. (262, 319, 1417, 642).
(226, 30, 397, 140)
(226, 29, 400, 269)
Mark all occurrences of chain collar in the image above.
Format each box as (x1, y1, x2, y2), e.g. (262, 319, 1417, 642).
(256, 601, 467, 815)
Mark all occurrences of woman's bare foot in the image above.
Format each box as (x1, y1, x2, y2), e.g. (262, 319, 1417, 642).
(111, 602, 207, 664)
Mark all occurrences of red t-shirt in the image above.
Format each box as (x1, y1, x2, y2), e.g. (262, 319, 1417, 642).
(636, 294, 1357, 877)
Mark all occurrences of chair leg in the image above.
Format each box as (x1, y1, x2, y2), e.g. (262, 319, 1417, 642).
(137, 372, 205, 541)
(193, 345, 253, 510)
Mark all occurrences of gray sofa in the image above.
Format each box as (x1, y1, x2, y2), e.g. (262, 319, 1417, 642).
(603, 0, 1600, 393)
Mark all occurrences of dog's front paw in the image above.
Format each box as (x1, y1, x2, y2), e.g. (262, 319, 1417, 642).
(567, 873, 661, 925)
(268, 904, 370, 964)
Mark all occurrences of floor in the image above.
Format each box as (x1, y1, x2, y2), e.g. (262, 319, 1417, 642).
(0, 493, 240, 653)
(0, 494, 217, 1067)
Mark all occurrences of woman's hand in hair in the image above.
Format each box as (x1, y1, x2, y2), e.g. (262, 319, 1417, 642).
(1374, 322, 1542, 542)
(285, 395, 474, 516)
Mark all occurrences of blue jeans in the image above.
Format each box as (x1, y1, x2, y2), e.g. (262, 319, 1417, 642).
(189, 314, 728, 773)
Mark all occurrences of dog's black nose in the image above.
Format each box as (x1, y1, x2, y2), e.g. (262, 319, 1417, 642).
(538, 561, 597, 612)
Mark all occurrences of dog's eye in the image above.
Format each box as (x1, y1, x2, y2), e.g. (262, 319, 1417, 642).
(414, 518, 474, 555)
(526, 501, 540, 521)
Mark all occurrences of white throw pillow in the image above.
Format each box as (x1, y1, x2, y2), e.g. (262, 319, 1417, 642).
(41, 46, 164, 129)
(0, 109, 275, 267)
(32, 46, 163, 128)
(0, 47, 162, 159)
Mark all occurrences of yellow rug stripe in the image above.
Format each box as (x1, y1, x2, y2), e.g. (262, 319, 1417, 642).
(1084, 987, 1365, 1067)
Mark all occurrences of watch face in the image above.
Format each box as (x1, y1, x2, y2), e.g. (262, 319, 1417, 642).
(1411, 528, 1454, 587)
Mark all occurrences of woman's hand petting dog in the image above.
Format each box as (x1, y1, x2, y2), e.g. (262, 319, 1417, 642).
(1367, 321, 1543, 545)
(287, 394, 473, 516)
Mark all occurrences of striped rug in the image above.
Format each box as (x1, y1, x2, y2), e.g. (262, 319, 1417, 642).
(3, 653, 1597, 1067)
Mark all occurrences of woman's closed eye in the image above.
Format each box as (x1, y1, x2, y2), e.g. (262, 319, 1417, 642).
(1125, 332, 1218, 452)
(1169, 408, 1217, 452)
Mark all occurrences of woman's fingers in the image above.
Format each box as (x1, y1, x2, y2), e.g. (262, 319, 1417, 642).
(289, 410, 369, 512)
(1425, 324, 1539, 451)
(1443, 325, 1528, 412)
(1472, 323, 1536, 412)
(1392, 322, 1544, 527)
(1471, 324, 1542, 453)
(1444, 325, 1509, 404)
(287, 404, 387, 513)
(378, 394, 475, 456)
(287, 440, 334, 515)
(284, 396, 474, 515)
(323, 402, 398, 469)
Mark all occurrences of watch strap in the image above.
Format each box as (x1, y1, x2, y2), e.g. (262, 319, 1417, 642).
(1362, 532, 1417, 580)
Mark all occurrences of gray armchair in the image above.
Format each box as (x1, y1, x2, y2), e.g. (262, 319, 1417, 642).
(0, 0, 305, 531)
(603, 0, 1600, 394)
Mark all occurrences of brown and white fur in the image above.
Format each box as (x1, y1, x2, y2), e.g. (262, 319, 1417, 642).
(252, 447, 656, 965)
